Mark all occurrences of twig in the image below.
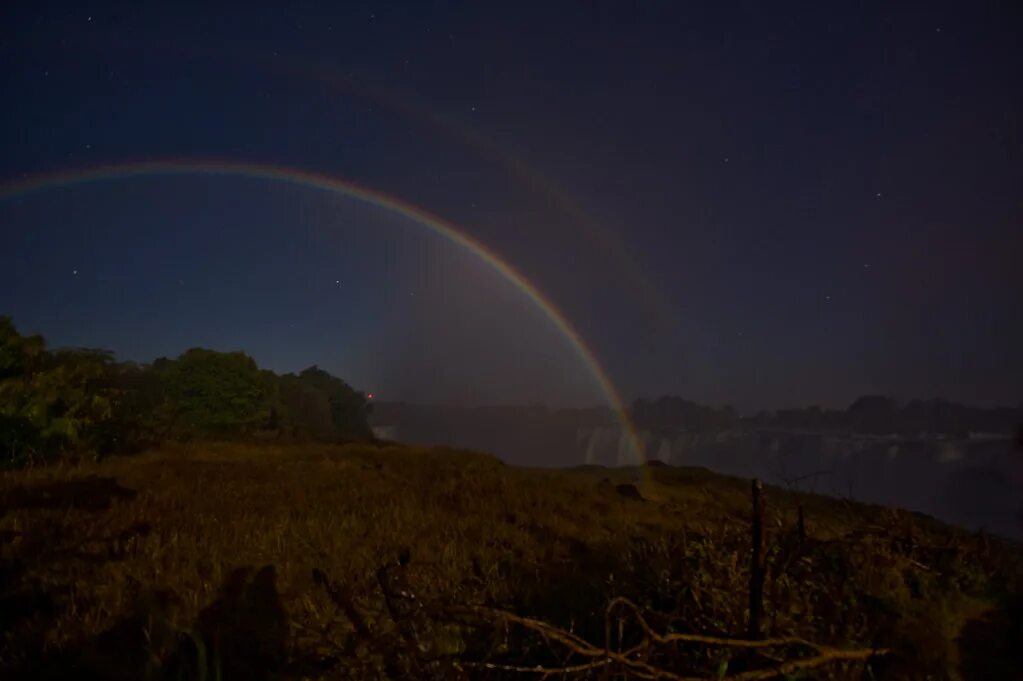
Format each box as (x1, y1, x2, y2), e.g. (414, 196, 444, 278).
(447, 605, 597, 653)
(312, 567, 413, 680)
(456, 658, 614, 675)
(727, 647, 890, 681)
(605, 598, 814, 649)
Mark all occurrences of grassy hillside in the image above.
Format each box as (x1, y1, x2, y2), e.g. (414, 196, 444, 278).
(1, 443, 1020, 680)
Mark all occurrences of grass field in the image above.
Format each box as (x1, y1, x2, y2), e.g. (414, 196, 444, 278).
(1, 442, 1020, 679)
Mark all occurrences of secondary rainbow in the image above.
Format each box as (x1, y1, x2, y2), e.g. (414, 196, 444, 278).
(0, 160, 650, 480)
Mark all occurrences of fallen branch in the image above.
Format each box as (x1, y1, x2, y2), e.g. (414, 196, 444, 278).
(312, 565, 889, 680)
(727, 647, 894, 681)
(605, 597, 815, 649)
(448, 598, 888, 680)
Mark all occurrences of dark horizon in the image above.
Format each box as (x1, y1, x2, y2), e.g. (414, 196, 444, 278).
(369, 395, 1023, 429)
(370, 397, 1023, 417)
(5, 311, 1022, 416)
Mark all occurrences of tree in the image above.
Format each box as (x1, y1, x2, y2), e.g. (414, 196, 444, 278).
(277, 376, 334, 440)
(0, 316, 45, 379)
(0, 315, 373, 462)
(31, 348, 118, 448)
(279, 366, 371, 440)
(0, 318, 118, 462)
(155, 349, 285, 439)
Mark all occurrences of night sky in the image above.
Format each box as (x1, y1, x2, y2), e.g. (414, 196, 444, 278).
(2, 2, 1020, 412)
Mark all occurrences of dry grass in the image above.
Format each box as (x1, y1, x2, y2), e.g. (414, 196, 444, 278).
(1, 442, 1020, 680)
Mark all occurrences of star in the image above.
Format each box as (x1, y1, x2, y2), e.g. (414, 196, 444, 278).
(72, 269, 78, 275)
(825, 295, 831, 301)
(875, 192, 882, 198)
(864, 263, 870, 269)
(335, 280, 341, 285)
(724, 157, 730, 163)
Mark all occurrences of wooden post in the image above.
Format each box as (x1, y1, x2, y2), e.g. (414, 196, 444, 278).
(748, 479, 766, 640)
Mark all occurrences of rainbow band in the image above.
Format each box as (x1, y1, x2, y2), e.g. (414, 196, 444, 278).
(0, 160, 649, 481)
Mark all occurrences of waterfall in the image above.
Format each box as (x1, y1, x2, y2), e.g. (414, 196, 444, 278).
(584, 428, 600, 465)
(616, 430, 633, 466)
(656, 438, 671, 463)
(671, 433, 691, 465)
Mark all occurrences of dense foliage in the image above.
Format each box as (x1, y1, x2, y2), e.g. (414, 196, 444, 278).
(0, 317, 371, 465)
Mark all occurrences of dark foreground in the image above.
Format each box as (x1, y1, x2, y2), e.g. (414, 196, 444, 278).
(1, 443, 1020, 679)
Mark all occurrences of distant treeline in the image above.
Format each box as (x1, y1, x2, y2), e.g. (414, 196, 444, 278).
(369, 402, 618, 430)
(631, 398, 739, 432)
(0, 317, 371, 466)
(632, 395, 1022, 437)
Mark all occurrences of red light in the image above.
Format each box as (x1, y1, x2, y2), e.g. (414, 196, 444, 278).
(367, 393, 374, 399)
